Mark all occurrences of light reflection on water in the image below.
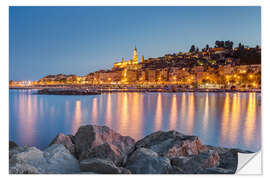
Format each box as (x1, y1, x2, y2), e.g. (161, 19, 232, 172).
(9, 90, 261, 151)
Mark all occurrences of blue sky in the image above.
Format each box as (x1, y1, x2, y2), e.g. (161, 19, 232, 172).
(9, 6, 261, 81)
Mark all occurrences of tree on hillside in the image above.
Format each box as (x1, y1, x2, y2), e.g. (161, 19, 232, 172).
(206, 44, 209, 51)
(225, 40, 233, 50)
(238, 43, 244, 50)
(189, 45, 196, 53)
(215, 41, 225, 48)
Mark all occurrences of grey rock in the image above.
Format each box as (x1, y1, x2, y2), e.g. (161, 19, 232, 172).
(79, 142, 123, 165)
(134, 130, 207, 156)
(49, 133, 75, 156)
(9, 163, 41, 174)
(170, 151, 220, 174)
(74, 125, 135, 164)
(43, 144, 80, 173)
(9, 146, 45, 174)
(125, 148, 172, 174)
(80, 158, 121, 174)
(9, 141, 18, 150)
(206, 145, 241, 173)
(198, 167, 235, 174)
(9, 144, 80, 174)
(119, 167, 132, 174)
(170, 156, 193, 167)
(171, 156, 202, 174)
(168, 166, 185, 174)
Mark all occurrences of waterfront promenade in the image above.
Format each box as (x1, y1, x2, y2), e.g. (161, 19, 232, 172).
(9, 84, 261, 93)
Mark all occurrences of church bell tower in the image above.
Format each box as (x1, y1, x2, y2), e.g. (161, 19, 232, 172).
(133, 46, 138, 63)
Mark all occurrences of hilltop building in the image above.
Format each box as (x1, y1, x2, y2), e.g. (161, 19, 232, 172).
(133, 46, 138, 63)
(113, 46, 142, 70)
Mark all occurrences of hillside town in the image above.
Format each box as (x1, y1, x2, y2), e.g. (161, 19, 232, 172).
(10, 41, 261, 92)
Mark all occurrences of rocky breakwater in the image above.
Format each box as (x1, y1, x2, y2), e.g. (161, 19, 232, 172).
(9, 125, 252, 174)
(37, 88, 101, 95)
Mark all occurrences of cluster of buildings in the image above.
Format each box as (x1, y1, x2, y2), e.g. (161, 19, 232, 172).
(10, 45, 261, 90)
(9, 80, 33, 87)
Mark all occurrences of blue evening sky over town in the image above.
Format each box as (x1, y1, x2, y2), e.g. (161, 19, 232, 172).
(9, 6, 261, 81)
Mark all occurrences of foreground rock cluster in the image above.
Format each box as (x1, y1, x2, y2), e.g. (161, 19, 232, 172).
(9, 125, 252, 174)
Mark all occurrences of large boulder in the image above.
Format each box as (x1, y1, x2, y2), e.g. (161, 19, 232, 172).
(49, 133, 75, 155)
(170, 151, 220, 174)
(9, 146, 46, 173)
(205, 145, 253, 173)
(9, 162, 41, 174)
(43, 144, 80, 173)
(198, 167, 235, 174)
(79, 158, 121, 174)
(130, 130, 239, 174)
(9, 144, 80, 174)
(125, 148, 172, 174)
(74, 125, 135, 165)
(9, 141, 18, 150)
(134, 130, 207, 156)
(79, 142, 122, 164)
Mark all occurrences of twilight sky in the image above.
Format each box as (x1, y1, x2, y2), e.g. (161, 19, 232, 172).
(9, 6, 261, 81)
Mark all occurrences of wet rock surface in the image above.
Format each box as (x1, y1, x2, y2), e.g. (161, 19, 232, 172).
(9, 141, 18, 150)
(125, 148, 172, 174)
(134, 130, 207, 156)
(9, 144, 80, 174)
(9, 125, 253, 174)
(80, 158, 121, 174)
(49, 133, 76, 155)
(74, 125, 135, 165)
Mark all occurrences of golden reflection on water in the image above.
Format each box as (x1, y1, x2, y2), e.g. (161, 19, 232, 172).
(202, 93, 209, 134)
(11, 90, 260, 151)
(17, 92, 37, 145)
(72, 101, 82, 134)
(169, 94, 177, 130)
(244, 93, 256, 147)
(229, 93, 241, 145)
(105, 94, 112, 127)
(220, 93, 257, 147)
(91, 98, 98, 124)
(117, 93, 129, 135)
(220, 93, 230, 145)
(186, 93, 195, 134)
(154, 93, 163, 131)
(179, 93, 186, 128)
(129, 93, 143, 138)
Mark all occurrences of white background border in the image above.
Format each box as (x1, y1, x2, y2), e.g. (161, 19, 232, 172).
(1, 0, 268, 179)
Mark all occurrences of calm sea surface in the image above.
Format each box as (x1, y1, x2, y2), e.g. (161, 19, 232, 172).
(9, 89, 261, 152)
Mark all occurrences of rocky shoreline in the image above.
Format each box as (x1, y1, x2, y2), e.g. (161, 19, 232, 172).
(9, 125, 253, 174)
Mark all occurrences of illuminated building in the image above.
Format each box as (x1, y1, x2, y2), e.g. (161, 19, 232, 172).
(113, 46, 142, 70)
